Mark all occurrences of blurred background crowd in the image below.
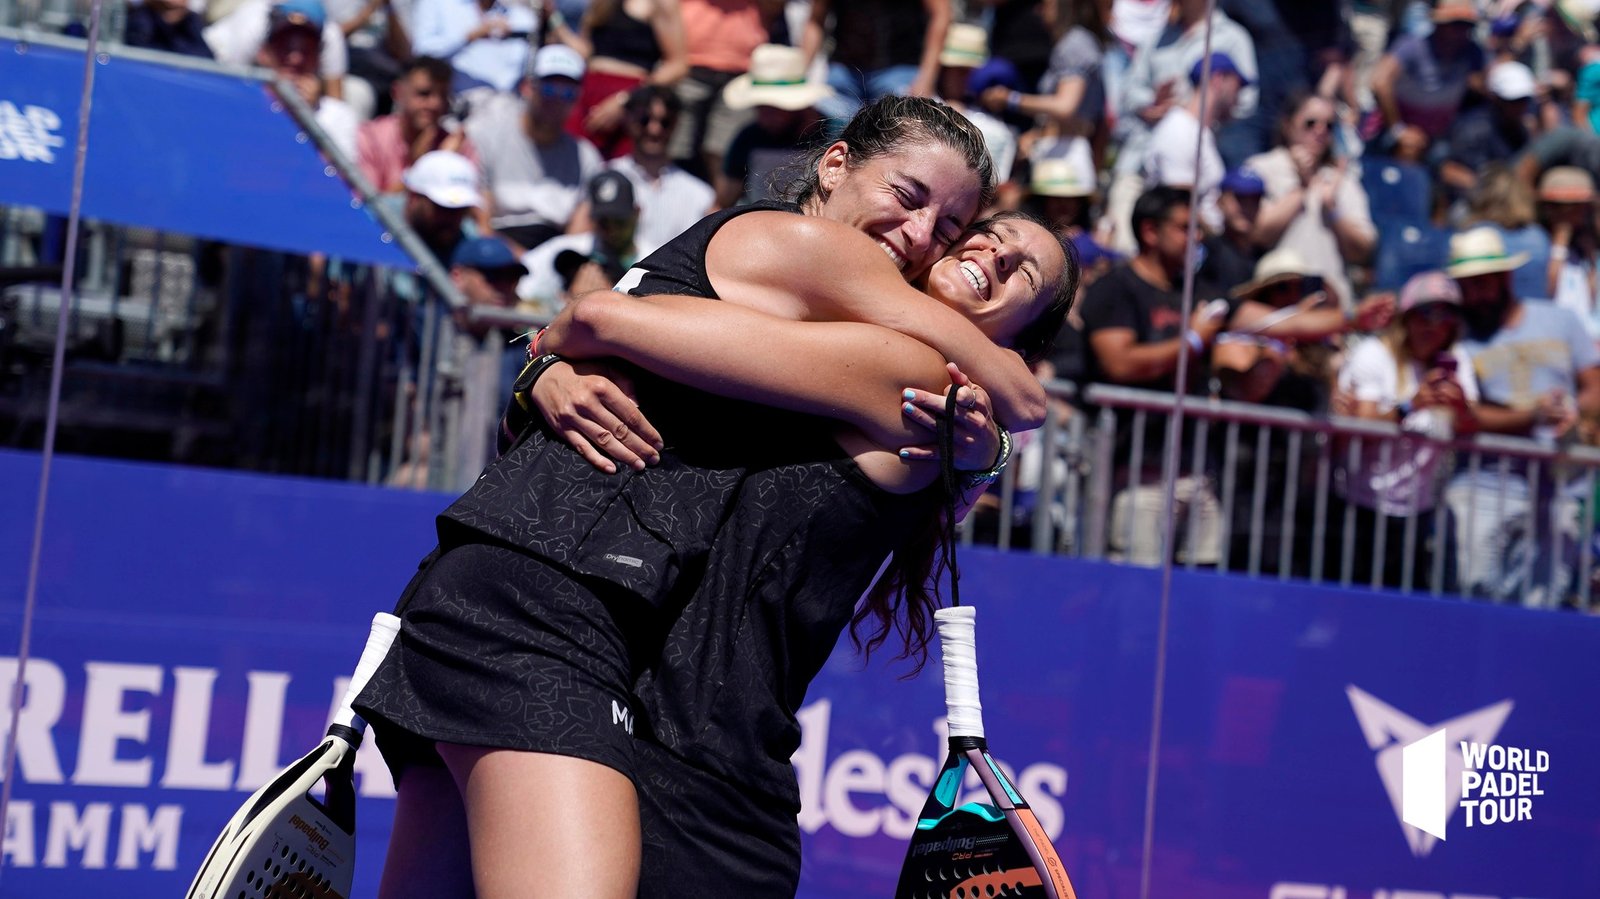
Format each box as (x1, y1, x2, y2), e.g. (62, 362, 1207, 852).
(10, 0, 1600, 610)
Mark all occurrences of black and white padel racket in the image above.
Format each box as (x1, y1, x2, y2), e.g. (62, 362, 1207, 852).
(187, 612, 401, 899)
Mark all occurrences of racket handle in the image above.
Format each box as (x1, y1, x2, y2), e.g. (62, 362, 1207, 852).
(330, 612, 402, 734)
(935, 606, 984, 740)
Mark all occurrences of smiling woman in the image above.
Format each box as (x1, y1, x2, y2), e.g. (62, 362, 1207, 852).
(354, 97, 1074, 899)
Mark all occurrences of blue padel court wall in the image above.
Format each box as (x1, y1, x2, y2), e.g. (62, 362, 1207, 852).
(1, 450, 1596, 897)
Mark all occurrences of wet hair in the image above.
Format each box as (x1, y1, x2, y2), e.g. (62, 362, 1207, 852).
(783, 95, 997, 211)
(850, 212, 1079, 671)
(624, 84, 682, 121)
(1131, 185, 1191, 251)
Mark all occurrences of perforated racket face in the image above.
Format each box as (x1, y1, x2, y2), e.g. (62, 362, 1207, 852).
(189, 742, 355, 899)
(219, 792, 353, 899)
(200, 791, 354, 899)
(896, 804, 1049, 899)
(895, 746, 1075, 899)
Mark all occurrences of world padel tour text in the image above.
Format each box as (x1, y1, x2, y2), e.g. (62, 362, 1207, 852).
(1459, 742, 1548, 827)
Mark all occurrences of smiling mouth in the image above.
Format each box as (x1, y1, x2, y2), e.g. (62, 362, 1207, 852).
(879, 241, 908, 272)
(959, 260, 990, 300)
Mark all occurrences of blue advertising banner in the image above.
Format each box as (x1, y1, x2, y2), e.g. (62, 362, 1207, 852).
(0, 38, 412, 268)
(0, 450, 1597, 897)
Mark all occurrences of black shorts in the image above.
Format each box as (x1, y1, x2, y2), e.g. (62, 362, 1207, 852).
(635, 739, 801, 898)
(356, 541, 658, 786)
(356, 541, 801, 896)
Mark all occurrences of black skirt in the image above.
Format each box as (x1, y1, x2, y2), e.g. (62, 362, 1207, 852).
(354, 541, 660, 785)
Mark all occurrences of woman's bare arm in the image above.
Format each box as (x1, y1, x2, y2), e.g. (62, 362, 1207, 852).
(701, 212, 1048, 428)
(543, 291, 952, 448)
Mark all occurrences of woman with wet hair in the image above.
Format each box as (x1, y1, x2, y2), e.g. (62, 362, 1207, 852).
(358, 96, 1075, 898)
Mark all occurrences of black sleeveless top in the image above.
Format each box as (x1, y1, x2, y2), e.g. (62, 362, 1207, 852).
(451, 199, 943, 805)
(591, 6, 662, 70)
(640, 455, 940, 807)
(626, 203, 943, 807)
(443, 201, 834, 606)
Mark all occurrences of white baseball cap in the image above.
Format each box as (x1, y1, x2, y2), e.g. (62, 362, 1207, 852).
(533, 44, 585, 82)
(401, 150, 484, 209)
(1488, 61, 1537, 101)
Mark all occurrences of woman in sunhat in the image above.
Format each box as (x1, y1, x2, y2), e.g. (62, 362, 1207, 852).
(1332, 270, 1479, 590)
(1537, 165, 1600, 335)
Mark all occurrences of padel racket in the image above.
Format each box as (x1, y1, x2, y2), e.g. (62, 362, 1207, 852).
(187, 612, 401, 899)
(894, 606, 1077, 899)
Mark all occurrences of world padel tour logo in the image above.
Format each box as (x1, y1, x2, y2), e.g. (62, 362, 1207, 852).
(1346, 685, 1548, 857)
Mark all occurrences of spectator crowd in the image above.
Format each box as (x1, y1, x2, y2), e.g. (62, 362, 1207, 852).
(103, 0, 1600, 610)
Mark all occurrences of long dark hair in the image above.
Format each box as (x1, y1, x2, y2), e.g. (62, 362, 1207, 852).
(849, 212, 1078, 672)
(784, 95, 998, 211)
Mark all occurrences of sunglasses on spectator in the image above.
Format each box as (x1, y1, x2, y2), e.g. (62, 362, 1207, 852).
(636, 111, 677, 128)
(1407, 302, 1461, 323)
(1262, 275, 1325, 303)
(540, 80, 581, 103)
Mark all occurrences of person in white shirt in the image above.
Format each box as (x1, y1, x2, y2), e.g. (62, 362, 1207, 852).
(467, 44, 606, 249)
(1103, 0, 1256, 251)
(519, 170, 643, 315)
(567, 86, 714, 257)
(205, 0, 350, 98)
(933, 24, 1019, 187)
(409, 0, 537, 94)
(255, 1, 361, 158)
(1334, 270, 1479, 590)
(1141, 52, 1246, 235)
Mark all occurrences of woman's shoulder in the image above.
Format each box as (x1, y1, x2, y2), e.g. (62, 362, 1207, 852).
(713, 209, 881, 257)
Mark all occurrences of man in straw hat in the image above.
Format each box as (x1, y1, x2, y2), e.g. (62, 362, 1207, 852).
(717, 44, 833, 207)
(1441, 225, 1600, 605)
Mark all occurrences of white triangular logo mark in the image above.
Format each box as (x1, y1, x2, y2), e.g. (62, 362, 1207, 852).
(1346, 685, 1513, 857)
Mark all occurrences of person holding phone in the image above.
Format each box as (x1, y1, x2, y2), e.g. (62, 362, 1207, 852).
(1245, 90, 1377, 307)
(1331, 270, 1480, 589)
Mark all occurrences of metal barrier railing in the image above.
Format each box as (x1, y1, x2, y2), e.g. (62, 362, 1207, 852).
(973, 381, 1600, 610)
(0, 28, 530, 494)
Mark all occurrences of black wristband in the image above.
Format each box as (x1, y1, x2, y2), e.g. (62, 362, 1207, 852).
(961, 427, 1013, 491)
(512, 353, 566, 399)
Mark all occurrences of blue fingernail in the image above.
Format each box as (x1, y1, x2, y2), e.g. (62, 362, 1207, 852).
(902, 389, 915, 400)
(899, 449, 910, 458)
(903, 402, 915, 413)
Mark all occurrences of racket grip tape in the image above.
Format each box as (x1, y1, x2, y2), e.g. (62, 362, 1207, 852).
(329, 612, 402, 733)
(935, 606, 984, 740)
